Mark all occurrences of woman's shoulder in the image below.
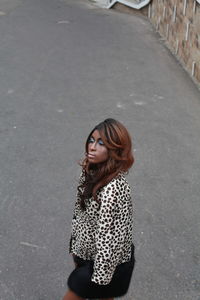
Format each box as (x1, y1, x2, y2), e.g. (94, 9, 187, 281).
(101, 172, 131, 194)
(97, 173, 131, 207)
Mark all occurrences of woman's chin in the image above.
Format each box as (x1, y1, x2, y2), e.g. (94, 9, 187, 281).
(88, 158, 97, 163)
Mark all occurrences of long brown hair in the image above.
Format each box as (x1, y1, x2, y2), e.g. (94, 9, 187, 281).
(78, 118, 134, 210)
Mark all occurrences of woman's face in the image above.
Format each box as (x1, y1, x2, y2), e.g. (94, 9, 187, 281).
(87, 130, 109, 164)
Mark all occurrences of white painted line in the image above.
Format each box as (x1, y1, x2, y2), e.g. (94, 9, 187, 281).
(7, 89, 14, 94)
(20, 242, 46, 249)
(57, 20, 70, 24)
(134, 101, 146, 106)
(116, 102, 126, 109)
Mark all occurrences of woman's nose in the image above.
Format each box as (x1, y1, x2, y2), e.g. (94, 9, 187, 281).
(90, 142, 96, 151)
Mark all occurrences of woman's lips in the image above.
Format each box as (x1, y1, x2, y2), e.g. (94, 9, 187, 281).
(88, 153, 96, 158)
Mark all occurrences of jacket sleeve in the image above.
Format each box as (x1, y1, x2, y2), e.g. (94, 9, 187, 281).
(69, 169, 85, 253)
(73, 169, 85, 215)
(91, 178, 128, 285)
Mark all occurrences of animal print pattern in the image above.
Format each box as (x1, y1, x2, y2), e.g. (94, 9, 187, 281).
(69, 171, 134, 285)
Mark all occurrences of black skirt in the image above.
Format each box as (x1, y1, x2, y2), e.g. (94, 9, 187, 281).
(67, 244, 135, 299)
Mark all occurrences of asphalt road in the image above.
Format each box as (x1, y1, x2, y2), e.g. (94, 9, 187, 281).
(0, 0, 200, 299)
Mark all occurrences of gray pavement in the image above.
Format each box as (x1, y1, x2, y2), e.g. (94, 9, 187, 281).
(0, 0, 200, 299)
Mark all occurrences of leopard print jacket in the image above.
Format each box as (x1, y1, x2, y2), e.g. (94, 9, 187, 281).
(69, 170, 134, 285)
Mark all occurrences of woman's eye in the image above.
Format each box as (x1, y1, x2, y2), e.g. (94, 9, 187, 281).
(88, 137, 95, 143)
(98, 139, 104, 145)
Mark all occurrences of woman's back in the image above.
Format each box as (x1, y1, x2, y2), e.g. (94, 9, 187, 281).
(70, 171, 133, 285)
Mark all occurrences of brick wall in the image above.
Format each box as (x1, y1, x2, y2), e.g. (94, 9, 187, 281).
(146, 0, 200, 85)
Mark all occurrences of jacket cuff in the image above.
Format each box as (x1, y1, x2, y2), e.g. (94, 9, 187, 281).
(91, 272, 113, 285)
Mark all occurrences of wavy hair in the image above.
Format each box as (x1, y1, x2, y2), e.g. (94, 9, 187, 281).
(78, 118, 134, 209)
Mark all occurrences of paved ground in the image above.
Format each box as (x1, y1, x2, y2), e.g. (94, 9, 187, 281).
(0, 0, 200, 299)
(91, 0, 109, 8)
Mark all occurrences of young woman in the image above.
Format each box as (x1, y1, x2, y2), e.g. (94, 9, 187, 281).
(62, 118, 135, 300)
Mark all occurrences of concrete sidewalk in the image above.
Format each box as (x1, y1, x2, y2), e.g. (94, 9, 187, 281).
(91, 0, 109, 8)
(0, 0, 200, 299)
